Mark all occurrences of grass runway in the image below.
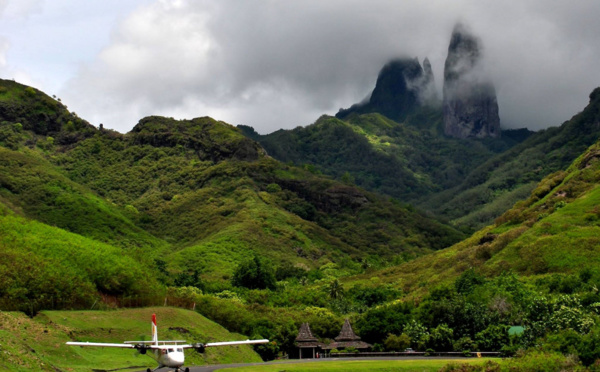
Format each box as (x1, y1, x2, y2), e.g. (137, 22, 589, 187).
(216, 358, 494, 371)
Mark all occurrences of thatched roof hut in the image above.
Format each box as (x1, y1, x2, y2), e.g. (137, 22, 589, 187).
(323, 319, 372, 350)
(295, 323, 324, 358)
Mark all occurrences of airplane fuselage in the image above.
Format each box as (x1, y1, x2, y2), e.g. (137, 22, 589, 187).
(66, 313, 268, 372)
(152, 346, 185, 368)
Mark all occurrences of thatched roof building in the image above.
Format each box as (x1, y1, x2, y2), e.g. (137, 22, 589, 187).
(323, 319, 372, 350)
(295, 322, 324, 358)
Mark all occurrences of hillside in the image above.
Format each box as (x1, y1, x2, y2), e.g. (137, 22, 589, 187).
(0, 78, 464, 295)
(243, 88, 600, 231)
(54, 115, 464, 277)
(3, 79, 600, 366)
(360, 119, 600, 294)
(0, 307, 262, 372)
(240, 108, 527, 205)
(419, 87, 600, 229)
(0, 207, 163, 313)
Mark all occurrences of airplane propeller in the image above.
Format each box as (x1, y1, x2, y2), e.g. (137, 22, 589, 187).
(191, 343, 205, 353)
(134, 344, 151, 355)
(132, 335, 150, 356)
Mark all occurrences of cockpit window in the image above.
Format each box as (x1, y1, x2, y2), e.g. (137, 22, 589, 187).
(168, 348, 174, 353)
(177, 348, 183, 352)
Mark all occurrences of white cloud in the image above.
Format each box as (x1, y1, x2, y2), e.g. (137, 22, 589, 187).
(60, 0, 600, 133)
(3, 0, 43, 18)
(0, 37, 8, 68)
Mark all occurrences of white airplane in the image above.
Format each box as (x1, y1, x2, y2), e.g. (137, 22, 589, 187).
(66, 313, 269, 372)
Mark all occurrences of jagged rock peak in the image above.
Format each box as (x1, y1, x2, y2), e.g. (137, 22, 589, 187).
(421, 57, 438, 104)
(336, 57, 438, 122)
(443, 23, 500, 139)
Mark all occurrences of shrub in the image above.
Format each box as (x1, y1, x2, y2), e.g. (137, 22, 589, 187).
(474, 324, 510, 351)
(384, 333, 411, 351)
(232, 255, 276, 290)
(503, 351, 582, 371)
(454, 337, 477, 353)
(24, 86, 36, 96)
(266, 183, 281, 193)
(455, 268, 485, 294)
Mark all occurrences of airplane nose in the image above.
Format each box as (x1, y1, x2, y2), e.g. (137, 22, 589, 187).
(171, 352, 184, 365)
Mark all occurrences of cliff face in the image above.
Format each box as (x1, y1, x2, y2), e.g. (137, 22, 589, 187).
(336, 57, 437, 122)
(443, 23, 500, 139)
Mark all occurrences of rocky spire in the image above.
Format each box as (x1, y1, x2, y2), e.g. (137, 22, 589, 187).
(443, 23, 500, 139)
(336, 57, 438, 122)
(420, 57, 438, 104)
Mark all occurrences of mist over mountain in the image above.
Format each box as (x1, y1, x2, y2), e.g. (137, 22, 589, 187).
(443, 23, 500, 139)
(336, 57, 438, 122)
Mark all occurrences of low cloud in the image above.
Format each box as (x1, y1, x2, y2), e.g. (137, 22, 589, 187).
(62, 0, 600, 134)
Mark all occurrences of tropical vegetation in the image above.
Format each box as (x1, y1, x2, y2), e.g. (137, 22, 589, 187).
(2, 77, 600, 371)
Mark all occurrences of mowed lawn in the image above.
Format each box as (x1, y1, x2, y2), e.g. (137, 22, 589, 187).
(217, 358, 496, 371)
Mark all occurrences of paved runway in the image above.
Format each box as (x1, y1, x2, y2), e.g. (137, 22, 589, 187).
(146, 357, 473, 372)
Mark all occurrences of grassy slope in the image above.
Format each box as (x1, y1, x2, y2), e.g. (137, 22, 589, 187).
(0, 146, 167, 253)
(0, 307, 262, 372)
(0, 205, 162, 313)
(350, 138, 600, 296)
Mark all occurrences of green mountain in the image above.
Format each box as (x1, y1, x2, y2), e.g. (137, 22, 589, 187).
(357, 112, 600, 294)
(420, 87, 600, 229)
(0, 78, 464, 310)
(240, 107, 530, 225)
(242, 88, 600, 231)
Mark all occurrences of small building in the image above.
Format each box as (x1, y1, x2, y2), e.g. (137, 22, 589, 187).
(323, 319, 372, 352)
(294, 322, 324, 359)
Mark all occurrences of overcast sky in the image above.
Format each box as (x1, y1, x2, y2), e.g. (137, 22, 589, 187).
(1, 0, 599, 134)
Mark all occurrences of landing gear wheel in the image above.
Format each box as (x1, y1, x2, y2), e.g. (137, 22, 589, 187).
(185, 368, 190, 372)
(146, 369, 151, 372)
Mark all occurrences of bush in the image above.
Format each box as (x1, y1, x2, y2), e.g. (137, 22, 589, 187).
(232, 255, 276, 290)
(503, 351, 582, 371)
(266, 183, 282, 193)
(454, 337, 477, 353)
(24, 86, 36, 96)
(474, 324, 510, 351)
(384, 333, 410, 351)
(455, 268, 485, 294)
(439, 361, 501, 372)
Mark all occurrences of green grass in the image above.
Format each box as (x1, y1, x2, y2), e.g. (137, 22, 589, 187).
(0, 211, 163, 313)
(0, 307, 262, 372)
(218, 358, 494, 371)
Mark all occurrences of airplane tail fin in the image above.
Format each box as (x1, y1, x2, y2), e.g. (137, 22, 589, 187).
(152, 313, 158, 345)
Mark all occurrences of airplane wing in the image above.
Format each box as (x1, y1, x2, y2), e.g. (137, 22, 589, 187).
(68, 339, 270, 350)
(66, 342, 135, 348)
(205, 339, 270, 347)
(181, 339, 269, 350)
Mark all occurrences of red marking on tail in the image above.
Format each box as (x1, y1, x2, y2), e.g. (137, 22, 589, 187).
(152, 313, 157, 326)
